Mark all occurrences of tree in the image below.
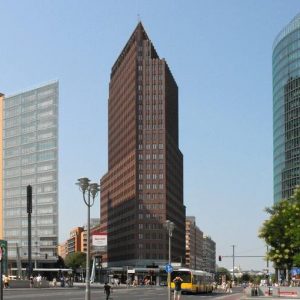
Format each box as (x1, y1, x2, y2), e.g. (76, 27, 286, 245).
(54, 256, 65, 269)
(240, 273, 251, 283)
(64, 252, 86, 271)
(215, 267, 231, 283)
(259, 187, 300, 277)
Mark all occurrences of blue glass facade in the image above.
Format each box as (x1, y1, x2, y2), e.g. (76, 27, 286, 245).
(273, 14, 300, 202)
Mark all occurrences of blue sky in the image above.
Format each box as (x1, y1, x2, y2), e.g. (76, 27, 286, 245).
(1, 0, 299, 271)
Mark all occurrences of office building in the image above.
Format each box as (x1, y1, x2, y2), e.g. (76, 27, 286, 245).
(185, 216, 203, 270)
(1, 81, 58, 265)
(202, 235, 216, 274)
(67, 227, 84, 254)
(273, 13, 300, 202)
(100, 22, 185, 267)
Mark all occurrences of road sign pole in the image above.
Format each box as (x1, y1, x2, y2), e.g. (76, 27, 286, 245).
(168, 233, 171, 300)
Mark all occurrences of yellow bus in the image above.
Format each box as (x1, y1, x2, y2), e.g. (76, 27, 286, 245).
(170, 268, 214, 294)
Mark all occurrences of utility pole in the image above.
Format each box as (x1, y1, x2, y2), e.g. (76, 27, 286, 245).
(231, 245, 235, 283)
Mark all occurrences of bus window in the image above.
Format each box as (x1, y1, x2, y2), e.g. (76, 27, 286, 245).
(171, 271, 191, 283)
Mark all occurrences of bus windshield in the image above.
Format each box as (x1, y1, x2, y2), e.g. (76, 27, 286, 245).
(171, 271, 191, 283)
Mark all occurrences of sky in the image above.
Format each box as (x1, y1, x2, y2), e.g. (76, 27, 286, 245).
(0, 0, 300, 272)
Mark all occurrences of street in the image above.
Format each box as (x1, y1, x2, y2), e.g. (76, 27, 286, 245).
(2, 286, 244, 300)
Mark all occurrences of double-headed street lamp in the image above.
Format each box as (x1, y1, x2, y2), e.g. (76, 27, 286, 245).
(165, 220, 175, 300)
(76, 177, 100, 300)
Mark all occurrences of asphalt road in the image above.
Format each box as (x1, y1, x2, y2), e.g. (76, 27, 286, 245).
(2, 286, 244, 300)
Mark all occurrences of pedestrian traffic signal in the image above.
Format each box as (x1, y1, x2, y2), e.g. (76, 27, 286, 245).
(218, 255, 222, 261)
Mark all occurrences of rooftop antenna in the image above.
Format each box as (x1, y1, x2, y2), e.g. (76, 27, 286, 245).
(137, 13, 141, 23)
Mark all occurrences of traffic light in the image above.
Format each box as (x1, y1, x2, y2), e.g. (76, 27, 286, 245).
(27, 185, 32, 214)
(218, 255, 222, 261)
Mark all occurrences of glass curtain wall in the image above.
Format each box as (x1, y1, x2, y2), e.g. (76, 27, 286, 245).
(273, 14, 300, 202)
(3, 81, 58, 262)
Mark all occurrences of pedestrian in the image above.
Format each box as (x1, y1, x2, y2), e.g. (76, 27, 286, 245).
(52, 277, 57, 287)
(3, 275, 9, 288)
(36, 274, 42, 287)
(104, 282, 112, 300)
(60, 275, 65, 287)
(30, 275, 34, 288)
(173, 275, 183, 300)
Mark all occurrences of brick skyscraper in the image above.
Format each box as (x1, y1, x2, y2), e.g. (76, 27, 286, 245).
(100, 23, 185, 267)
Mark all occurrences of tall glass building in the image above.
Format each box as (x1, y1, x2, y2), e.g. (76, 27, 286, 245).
(273, 14, 300, 203)
(1, 81, 58, 265)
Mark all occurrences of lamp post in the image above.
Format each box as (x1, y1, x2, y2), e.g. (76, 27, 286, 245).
(165, 220, 175, 300)
(76, 177, 100, 300)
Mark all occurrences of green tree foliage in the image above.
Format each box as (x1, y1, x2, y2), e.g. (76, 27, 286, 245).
(259, 187, 300, 269)
(240, 273, 251, 282)
(64, 252, 86, 270)
(215, 267, 231, 283)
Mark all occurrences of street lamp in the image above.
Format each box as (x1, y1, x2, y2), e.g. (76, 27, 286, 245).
(165, 220, 175, 300)
(76, 177, 100, 300)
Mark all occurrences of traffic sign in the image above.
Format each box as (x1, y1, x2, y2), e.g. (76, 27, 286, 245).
(165, 264, 173, 273)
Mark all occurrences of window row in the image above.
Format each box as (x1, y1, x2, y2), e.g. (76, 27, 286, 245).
(138, 232, 164, 239)
(4, 183, 57, 197)
(138, 154, 164, 160)
(138, 223, 163, 230)
(4, 162, 56, 178)
(138, 143, 164, 150)
(138, 203, 164, 210)
(138, 164, 164, 170)
(138, 173, 164, 180)
(138, 193, 164, 200)
(4, 130, 56, 148)
(138, 243, 164, 249)
(4, 140, 56, 158)
(4, 151, 56, 167)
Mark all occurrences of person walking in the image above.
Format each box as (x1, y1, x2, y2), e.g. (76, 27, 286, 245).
(173, 275, 183, 300)
(3, 275, 9, 288)
(104, 282, 112, 300)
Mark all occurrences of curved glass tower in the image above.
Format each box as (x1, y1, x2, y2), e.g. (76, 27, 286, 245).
(273, 14, 300, 202)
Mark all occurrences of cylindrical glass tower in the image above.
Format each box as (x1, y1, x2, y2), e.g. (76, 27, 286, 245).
(273, 14, 300, 202)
